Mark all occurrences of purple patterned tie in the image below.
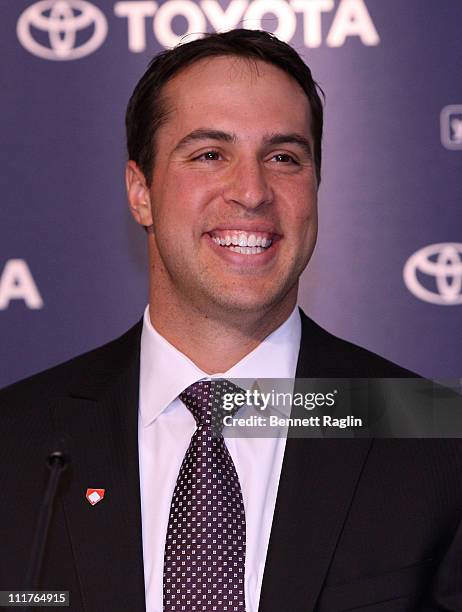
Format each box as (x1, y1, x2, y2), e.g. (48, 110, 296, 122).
(163, 380, 246, 611)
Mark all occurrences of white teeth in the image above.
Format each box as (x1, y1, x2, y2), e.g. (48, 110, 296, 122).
(212, 232, 273, 253)
(228, 246, 265, 255)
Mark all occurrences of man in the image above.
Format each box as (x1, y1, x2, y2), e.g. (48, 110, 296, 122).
(1, 29, 461, 611)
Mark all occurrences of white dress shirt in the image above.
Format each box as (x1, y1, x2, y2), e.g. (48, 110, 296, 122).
(138, 305, 301, 612)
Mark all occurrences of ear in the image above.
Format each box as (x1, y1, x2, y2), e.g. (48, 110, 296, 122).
(125, 160, 153, 228)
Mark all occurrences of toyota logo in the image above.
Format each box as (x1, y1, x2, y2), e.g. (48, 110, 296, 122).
(17, 0, 107, 61)
(403, 243, 462, 305)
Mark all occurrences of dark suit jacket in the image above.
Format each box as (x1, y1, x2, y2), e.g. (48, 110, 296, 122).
(1, 310, 461, 611)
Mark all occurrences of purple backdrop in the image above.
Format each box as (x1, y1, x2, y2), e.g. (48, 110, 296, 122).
(1, 0, 461, 388)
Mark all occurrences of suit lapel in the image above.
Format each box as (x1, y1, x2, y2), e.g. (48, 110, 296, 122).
(259, 311, 372, 611)
(51, 323, 146, 611)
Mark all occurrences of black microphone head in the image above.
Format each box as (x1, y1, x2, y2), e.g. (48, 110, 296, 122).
(47, 451, 68, 470)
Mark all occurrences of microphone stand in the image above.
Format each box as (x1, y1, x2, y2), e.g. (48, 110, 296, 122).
(24, 451, 68, 591)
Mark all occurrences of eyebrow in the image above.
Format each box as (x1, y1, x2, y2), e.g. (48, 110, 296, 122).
(264, 133, 313, 159)
(172, 129, 236, 153)
(172, 129, 313, 158)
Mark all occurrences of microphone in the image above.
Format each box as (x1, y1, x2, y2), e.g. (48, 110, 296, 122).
(24, 451, 68, 590)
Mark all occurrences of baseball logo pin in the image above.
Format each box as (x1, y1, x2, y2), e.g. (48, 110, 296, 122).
(86, 488, 105, 506)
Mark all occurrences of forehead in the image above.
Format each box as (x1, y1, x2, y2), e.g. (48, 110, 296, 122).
(159, 56, 312, 142)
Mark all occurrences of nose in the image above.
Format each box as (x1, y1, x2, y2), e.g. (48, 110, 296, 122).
(223, 158, 274, 210)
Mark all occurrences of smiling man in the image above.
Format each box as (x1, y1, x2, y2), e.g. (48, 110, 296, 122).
(126, 52, 318, 373)
(1, 28, 462, 612)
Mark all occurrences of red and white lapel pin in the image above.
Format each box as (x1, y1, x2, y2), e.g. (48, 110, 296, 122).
(86, 488, 105, 506)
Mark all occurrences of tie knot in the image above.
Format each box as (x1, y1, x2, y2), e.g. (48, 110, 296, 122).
(179, 379, 242, 431)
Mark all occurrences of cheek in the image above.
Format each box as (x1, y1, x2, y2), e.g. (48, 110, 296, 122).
(284, 184, 317, 227)
(153, 176, 217, 246)
(166, 172, 221, 226)
(152, 175, 189, 228)
(178, 170, 223, 201)
(282, 190, 318, 264)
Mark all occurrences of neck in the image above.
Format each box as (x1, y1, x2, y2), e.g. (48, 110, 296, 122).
(148, 289, 296, 375)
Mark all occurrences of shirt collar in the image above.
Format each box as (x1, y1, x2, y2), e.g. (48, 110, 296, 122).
(139, 305, 301, 427)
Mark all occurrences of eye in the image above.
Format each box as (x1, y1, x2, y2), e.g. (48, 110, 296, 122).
(193, 150, 222, 161)
(271, 153, 299, 164)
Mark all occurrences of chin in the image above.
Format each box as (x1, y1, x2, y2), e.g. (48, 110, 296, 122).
(207, 283, 296, 317)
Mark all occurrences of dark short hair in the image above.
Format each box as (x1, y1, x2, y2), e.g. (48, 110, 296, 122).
(126, 29, 324, 185)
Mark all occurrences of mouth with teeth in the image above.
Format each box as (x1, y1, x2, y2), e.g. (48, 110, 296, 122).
(209, 230, 274, 255)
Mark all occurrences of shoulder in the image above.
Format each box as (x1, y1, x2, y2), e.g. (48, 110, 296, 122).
(0, 319, 143, 407)
(297, 309, 417, 378)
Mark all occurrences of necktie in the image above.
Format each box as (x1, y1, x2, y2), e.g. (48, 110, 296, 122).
(163, 380, 246, 611)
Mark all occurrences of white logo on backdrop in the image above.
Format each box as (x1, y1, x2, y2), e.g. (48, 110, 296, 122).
(403, 243, 462, 305)
(17, 0, 380, 59)
(0, 260, 44, 310)
(115, 0, 380, 51)
(17, 0, 108, 60)
(441, 105, 462, 150)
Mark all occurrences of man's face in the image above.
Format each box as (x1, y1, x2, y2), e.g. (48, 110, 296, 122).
(141, 56, 318, 318)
